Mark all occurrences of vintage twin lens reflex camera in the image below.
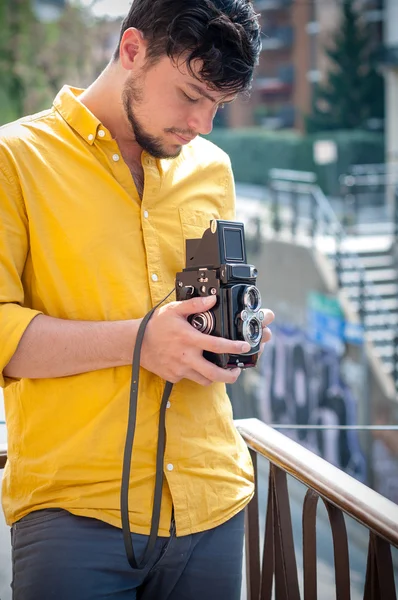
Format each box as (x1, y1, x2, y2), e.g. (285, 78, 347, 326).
(175, 219, 265, 369)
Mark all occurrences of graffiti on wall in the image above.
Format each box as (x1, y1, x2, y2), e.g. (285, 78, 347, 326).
(257, 324, 367, 482)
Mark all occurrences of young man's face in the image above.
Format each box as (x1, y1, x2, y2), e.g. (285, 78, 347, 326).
(122, 54, 237, 159)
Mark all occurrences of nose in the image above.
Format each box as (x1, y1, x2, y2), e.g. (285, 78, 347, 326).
(187, 107, 215, 136)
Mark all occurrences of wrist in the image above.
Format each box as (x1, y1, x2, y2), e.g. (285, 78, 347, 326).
(119, 318, 142, 366)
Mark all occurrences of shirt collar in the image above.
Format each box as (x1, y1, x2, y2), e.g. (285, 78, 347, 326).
(53, 85, 105, 146)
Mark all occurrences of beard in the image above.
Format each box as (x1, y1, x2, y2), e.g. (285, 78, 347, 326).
(122, 75, 183, 160)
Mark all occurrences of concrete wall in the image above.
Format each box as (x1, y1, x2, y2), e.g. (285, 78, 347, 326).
(253, 238, 396, 417)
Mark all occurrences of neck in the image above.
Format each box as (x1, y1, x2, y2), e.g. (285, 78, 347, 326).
(79, 63, 143, 166)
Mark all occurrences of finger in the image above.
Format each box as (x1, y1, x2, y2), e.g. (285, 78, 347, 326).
(262, 310, 275, 326)
(183, 369, 213, 387)
(261, 327, 272, 343)
(191, 331, 251, 356)
(174, 294, 217, 318)
(194, 358, 242, 384)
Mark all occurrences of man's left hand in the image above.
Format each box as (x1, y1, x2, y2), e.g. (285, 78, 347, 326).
(259, 309, 275, 357)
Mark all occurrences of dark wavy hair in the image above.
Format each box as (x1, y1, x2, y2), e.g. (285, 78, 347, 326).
(113, 0, 261, 94)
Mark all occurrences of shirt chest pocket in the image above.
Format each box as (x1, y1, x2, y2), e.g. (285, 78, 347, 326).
(178, 207, 221, 249)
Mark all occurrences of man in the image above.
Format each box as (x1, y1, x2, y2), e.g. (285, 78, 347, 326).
(0, 1, 274, 598)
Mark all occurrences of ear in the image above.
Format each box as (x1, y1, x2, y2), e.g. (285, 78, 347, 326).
(119, 28, 147, 71)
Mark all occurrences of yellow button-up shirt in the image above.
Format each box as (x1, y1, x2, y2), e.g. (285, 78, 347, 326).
(0, 86, 254, 536)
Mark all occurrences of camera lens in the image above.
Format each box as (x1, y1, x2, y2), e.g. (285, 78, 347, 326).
(242, 317, 262, 347)
(243, 286, 261, 312)
(188, 311, 215, 335)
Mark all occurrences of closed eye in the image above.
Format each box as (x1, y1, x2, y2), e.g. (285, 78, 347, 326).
(182, 92, 200, 104)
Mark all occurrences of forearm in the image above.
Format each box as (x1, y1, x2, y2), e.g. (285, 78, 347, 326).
(3, 314, 141, 379)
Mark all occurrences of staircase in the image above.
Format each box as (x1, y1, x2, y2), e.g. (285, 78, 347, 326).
(333, 237, 398, 381)
(237, 173, 398, 389)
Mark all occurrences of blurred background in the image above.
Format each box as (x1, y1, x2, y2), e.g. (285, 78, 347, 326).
(1, 0, 398, 598)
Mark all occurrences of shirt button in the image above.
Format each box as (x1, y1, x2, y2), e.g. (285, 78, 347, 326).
(112, 154, 120, 162)
(88, 134, 94, 141)
(166, 401, 171, 409)
(166, 463, 174, 471)
(98, 130, 105, 138)
(151, 274, 158, 282)
(144, 211, 149, 219)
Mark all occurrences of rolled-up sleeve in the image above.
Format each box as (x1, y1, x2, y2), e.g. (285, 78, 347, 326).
(0, 155, 42, 387)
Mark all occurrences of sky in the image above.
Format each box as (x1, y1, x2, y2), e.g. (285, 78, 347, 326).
(79, 0, 131, 19)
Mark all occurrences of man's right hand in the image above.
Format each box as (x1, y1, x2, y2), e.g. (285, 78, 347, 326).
(140, 295, 251, 386)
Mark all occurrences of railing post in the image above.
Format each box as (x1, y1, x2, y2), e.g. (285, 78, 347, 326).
(270, 183, 281, 234)
(341, 175, 357, 230)
(245, 448, 261, 600)
(260, 465, 301, 600)
(364, 532, 397, 600)
(303, 490, 351, 600)
(335, 231, 343, 289)
(393, 330, 398, 393)
(291, 189, 298, 238)
(310, 189, 318, 247)
(358, 270, 367, 327)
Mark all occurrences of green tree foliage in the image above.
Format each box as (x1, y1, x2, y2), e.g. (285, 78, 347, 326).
(0, 0, 34, 122)
(0, 1, 112, 125)
(306, 0, 385, 133)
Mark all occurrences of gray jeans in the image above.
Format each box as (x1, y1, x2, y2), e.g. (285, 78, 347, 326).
(11, 508, 245, 600)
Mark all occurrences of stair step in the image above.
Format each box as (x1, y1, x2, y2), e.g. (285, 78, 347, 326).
(374, 345, 396, 359)
(340, 269, 397, 284)
(364, 314, 398, 328)
(325, 237, 393, 256)
(350, 297, 398, 313)
(348, 222, 395, 236)
(366, 330, 397, 344)
(345, 283, 398, 300)
(337, 254, 395, 271)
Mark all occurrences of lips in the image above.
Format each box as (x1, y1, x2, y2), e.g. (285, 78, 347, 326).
(173, 133, 195, 144)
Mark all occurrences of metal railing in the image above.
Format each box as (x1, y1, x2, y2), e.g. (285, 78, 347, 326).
(1, 421, 398, 598)
(340, 164, 398, 228)
(237, 418, 398, 600)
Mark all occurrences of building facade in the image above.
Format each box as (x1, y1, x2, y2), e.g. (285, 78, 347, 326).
(227, 0, 384, 132)
(383, 0, 398, 172)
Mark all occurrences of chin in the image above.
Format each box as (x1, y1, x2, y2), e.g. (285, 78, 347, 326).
(162, 145, 183, 160)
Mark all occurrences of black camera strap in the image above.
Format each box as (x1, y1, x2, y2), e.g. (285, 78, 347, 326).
(121, 290, 174, 571)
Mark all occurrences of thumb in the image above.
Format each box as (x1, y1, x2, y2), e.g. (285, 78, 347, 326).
(175, 294, 217, 317)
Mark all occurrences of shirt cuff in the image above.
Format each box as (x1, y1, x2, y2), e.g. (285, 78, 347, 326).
(0, 304, 43, 388)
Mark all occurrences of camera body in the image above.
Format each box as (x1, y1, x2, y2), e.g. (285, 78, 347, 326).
(175, 219, 264, 369)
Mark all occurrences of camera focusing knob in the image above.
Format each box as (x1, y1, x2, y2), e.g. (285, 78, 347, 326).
(189, 311, 215, 335)
(258, 310, 265, 322)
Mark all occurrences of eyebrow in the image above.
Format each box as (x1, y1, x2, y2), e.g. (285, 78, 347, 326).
(186, 83, 236, 104)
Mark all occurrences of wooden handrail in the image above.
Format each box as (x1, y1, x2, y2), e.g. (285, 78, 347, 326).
(1, 420, 397, 544)
(0, 444, 7, 469)
(237, 418, 398, 599)
(236, 418, 398, 546)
